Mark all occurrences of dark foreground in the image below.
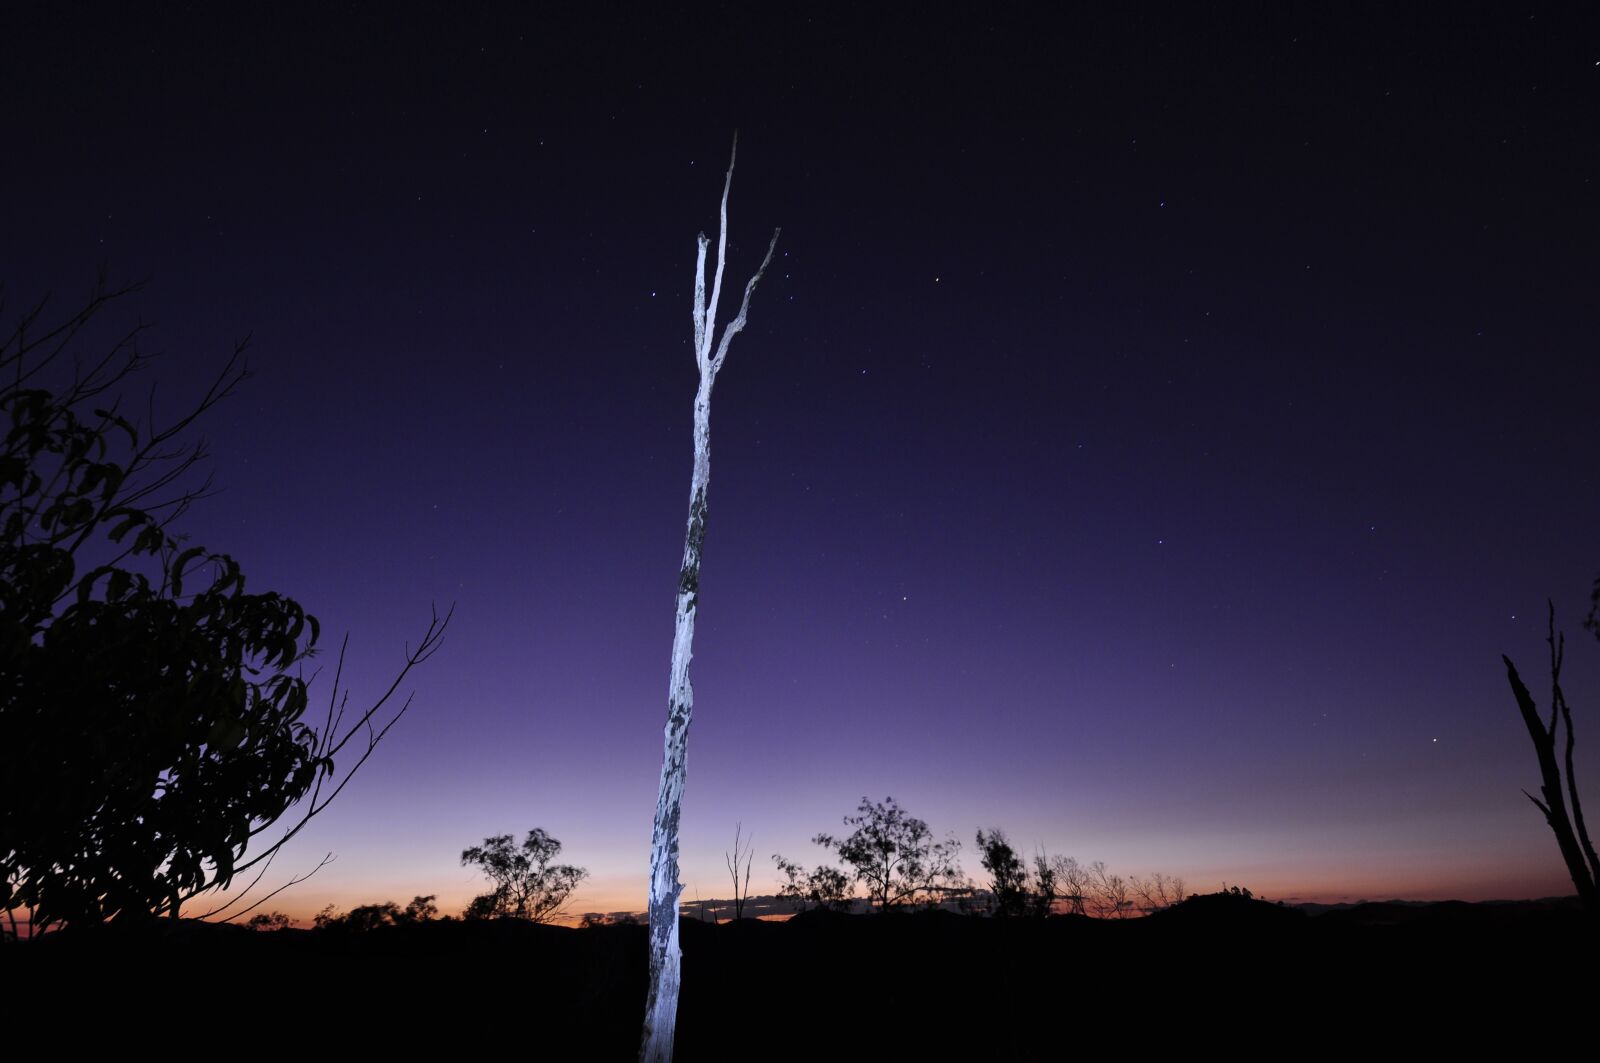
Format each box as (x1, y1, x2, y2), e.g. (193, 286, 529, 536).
(15, 895, 1592, 1057)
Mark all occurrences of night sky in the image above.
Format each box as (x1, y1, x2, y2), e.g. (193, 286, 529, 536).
(6, 4, 1598, 919)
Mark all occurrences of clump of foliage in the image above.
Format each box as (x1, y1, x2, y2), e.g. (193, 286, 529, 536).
(246, 911, 292, 931)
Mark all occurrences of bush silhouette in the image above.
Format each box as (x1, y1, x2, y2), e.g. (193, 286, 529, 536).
(0, 279, 447, 936)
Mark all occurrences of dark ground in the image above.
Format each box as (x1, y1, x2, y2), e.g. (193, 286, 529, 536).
(13, 895, 1591, 1057)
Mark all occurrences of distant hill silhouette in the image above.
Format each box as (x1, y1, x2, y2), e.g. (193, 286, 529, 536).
(1144, 889, 1307, 927)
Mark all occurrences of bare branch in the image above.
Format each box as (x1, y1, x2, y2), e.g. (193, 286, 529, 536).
(703, 131, 738, 362)
(710, 227, 781, 375)
(224, 606, 450, 883)
(216, 854, 334, 925)
(192, 845, 283, 920)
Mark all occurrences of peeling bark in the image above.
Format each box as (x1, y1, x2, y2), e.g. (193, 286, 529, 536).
(640, 134, 779, 1063)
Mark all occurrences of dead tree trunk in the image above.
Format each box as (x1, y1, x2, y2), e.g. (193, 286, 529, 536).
(640, 133, 779, 1063)
(1502, 603, 1599, 913)
(726, 822, 753, 920)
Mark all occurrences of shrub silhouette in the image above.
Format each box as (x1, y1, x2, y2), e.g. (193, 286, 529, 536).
(0, 279, 447, 936)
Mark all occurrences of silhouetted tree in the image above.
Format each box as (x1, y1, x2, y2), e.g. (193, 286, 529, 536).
(1087, 861, 1132, 919)
(337, 901, 405, 932)
(1503, 601, 1598, 912)
(771, 855, 854, 913)
(725, 823, 754, 920)
(310, 895, 437, 932)
(1046, 854, 1091, 916)
(0, 278, 449, 939)
(461, 829, 588, 923)
(641, 133, 781, 1063)
(398, 894, 439, 923)
(813, 796, 964, 912)
(1129, 872, 1186, 914)
(1030, 852, 1057, 917)
(976, 829, 1031, 917)
(246, 911, 291, 931)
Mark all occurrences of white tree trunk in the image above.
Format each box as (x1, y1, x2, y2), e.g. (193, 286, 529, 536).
(639, 134, 778, 1063)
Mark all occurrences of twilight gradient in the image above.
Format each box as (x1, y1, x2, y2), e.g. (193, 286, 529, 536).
(4, 6, 1597, 920)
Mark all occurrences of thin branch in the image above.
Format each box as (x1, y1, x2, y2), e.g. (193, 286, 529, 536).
(193, 845, 283, 920)
(703, 131, 738, 361)
(710, 228, 781, 374)
(217, 853, 334, 925)
(224, 606, 449, 882)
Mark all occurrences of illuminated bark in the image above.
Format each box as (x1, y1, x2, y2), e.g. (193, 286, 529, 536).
(640, 133, 779, 1063)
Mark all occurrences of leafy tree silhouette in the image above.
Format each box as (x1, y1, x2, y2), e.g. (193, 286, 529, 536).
(976, 829, 1031, 917)
(460, 829, 588, 923)
(0, 278, 449, 939)
(771, 854, 853, 913)
(813, 796, 965, 912)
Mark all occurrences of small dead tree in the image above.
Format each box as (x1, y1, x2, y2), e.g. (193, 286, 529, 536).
(1502, 602, 1598, 912)
(1129, 872, 1186, 914)
(1048, 854, 1091, 916)
(725, 823, 754, 921)
(640, 134, 780, 1063)
(1087, 860, 1132, 919)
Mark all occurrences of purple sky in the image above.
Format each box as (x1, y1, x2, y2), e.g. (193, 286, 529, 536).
(6, 6, 1599, 918)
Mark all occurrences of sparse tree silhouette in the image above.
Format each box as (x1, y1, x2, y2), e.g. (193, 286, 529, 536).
(1129, 872, 1186, 914)
(976, 829, 1030, 917)
(1046, 854, 1091, 916)
(1030, 852, 1057, 917)
(1503, 600, 1598, 913)
(461, 829, 588, 924)
(1087, 860, 1132, 919)
(725, 823, 754, 921)
(0, 278, 449, 939)
(641, 133, 781, 1063)
(813, 796, 964, 912)
(771, 855, 853, 913)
